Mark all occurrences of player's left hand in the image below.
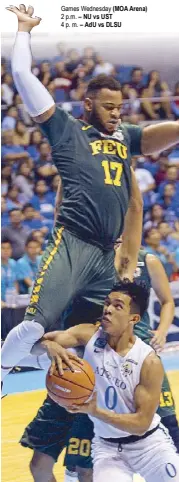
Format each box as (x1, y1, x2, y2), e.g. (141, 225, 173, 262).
(149, 330, 167, 352)
(67, 390, 98, 416)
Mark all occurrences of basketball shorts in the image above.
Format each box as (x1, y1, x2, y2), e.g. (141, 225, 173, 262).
(24, 226, 116, 331)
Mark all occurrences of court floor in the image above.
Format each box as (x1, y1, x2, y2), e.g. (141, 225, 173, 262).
(2, 368, 179, 482)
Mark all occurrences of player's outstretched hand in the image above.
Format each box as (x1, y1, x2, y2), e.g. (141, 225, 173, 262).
(40, 340, 83, 375)
(6, 4, 41, 32)
(67, 390, 98, 416)
(149, 329, 167, 352)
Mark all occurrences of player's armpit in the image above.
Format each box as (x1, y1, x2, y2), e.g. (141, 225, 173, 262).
(42, 323, 97, 348)
(33, 105, 55, 123)
(134, 352, 164, 431)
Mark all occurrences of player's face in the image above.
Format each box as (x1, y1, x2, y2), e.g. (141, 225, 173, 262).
(1, 242, 12, 261)
(84, 88, 122, 134)
(102, 291, 132, 336)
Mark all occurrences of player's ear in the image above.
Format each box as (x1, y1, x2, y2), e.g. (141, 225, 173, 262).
(129, 314, 140, 325)
(84, 97, 93, 113)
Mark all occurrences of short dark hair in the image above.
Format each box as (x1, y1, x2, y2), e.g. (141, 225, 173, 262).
(22, 203, 33, 212)
(25, 235, 40, 247)
(9, 208, 21, 215)
(1, 238, 11, 246)
(86, 74, 121, 97)
(111, 279, 149, 317)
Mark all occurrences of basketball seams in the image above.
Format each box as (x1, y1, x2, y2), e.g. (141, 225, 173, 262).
(47, 385, 92, 401)
(80, 365, 95, 386)
(49, 373, 93, 393)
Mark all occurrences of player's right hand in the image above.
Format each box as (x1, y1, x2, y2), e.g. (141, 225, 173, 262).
(41, 340, 83, 376)
(6, 4, 41, 31)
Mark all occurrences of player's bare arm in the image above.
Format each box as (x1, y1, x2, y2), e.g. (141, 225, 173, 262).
(115, 168, 143, 281)
(147, 254, 175, 351)
(31, 324, 97, 374)
(6, 4, 55, 123)
(141, 121, 179, 155)
(69, 352, 164, 436)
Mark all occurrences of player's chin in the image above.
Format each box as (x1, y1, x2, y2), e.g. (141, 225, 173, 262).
(105, 121, 118, 133)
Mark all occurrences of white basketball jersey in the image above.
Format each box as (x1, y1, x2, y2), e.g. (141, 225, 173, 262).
(84, 328, 160, 438)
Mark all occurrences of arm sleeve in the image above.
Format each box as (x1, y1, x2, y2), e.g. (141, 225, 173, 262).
(126, 124, 143, 156)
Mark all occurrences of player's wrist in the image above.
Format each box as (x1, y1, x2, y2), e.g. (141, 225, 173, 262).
(17, 23, 32, 33)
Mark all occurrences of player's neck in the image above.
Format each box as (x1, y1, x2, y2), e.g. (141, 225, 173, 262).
(108, 329, 136, 357)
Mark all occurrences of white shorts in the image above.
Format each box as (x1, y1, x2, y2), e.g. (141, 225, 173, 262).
(92, 424, 179, 482)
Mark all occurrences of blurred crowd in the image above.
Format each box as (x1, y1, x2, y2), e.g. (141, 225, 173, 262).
(1, 46, 179, 306)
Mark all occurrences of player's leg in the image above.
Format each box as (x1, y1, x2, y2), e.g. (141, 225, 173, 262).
(92, 437, 133, 482)
(82, 249, 116, 306)
(64, 414, 94, 482)
(127, 425, 179, 482)
(29, 452, 56, 482)
(157, 371, 179, 453)
(1, 228, 80, 381)
(20, 395, 75, 481)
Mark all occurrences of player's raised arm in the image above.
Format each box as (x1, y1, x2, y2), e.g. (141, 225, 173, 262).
(6, 5, 55, 123)
(141, 121, 179, 155)
(115, 167, 143, 281)
(146, 254, 175, 351)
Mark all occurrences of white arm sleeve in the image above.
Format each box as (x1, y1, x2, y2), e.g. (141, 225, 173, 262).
(12, 32, 55, 117)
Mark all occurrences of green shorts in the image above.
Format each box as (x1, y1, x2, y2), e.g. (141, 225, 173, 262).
(64, 414, 94, 469)
(20, 396, 75, 462)
(24, 226, 116, 331)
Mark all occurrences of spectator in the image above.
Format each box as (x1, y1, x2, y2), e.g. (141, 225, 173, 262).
(1, 162, 12, 196)
(13, 120, 30, 146)
(6, 185, 22, 210)
(1, 105, 18, 131)
(1, 197, 9, 227)
(70, 79, 88, 101)
(14, 161, 34, 203)
(30, 180, 54, 221)
(159, 183, 177, 209)
(16, 236, 41, 294)
(1, 73, 14, 105)
(1, 240, 18, 306)
(1, 208, 30, 260)
(141, 70, 171, 120)
(53, 42, 66, 63)
(64, 49, 81, 77)
(31, 230, 46, 254)
(171, 81, 179, 120)
(129, 67, 144, 94)
(132, 157, 156, 211)
(144, 204, 164, 231)
(1, 129, 29, 164)
(158, 165, 179, 196)
(22, 203, 49, 234)
(144, 228, 176, 279)
(158, 222, 179, 253)
(27, 129, 43, 162)
(37, 61, 53, 87)
(93, 54, 115, 76)
(35, 141, 57, 183)
(154, 156, 169, 185)
(82, 46, 96, 63)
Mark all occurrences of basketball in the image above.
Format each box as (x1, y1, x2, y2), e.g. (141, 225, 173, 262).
(46, 358, 95, 407)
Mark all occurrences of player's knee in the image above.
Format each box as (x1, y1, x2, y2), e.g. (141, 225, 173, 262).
(30, 451, 55, 480)
(76, 466, 93, 482)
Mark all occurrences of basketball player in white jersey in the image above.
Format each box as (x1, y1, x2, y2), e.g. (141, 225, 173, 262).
(39, 280, 179, 482)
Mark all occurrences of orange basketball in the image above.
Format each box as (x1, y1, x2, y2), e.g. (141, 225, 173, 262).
(46, 358, 95, 407)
